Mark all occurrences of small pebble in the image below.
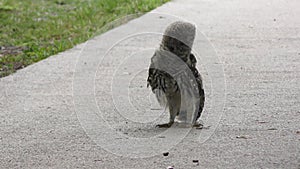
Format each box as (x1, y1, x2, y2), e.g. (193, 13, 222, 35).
(192, 160, 199, 166)
(163, 152, 169, 156)
(167, 166, 174, 169)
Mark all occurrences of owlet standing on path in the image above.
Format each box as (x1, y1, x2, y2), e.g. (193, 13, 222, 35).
(147, 21, 205, 128)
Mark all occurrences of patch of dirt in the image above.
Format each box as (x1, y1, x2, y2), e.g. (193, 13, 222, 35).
(0, 46, 27, 57)
(0, 46, 27, 77)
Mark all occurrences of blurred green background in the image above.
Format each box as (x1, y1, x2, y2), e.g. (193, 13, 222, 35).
(0, 0, 169, 77)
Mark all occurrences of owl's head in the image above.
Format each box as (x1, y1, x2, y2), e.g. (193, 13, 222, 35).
(161, 21, 196, 59)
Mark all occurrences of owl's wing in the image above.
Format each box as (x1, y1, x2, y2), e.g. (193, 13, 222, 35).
(189, 53, 205, 120)
(147, 51, 180, 108)
(147, 56, 168, 107)
(147, 51, 178, 94)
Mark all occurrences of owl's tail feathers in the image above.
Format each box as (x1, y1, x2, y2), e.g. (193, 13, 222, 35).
(154, 89, 168, 109)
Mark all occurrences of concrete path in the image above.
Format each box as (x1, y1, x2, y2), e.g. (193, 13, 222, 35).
(1, 0, 299, 168)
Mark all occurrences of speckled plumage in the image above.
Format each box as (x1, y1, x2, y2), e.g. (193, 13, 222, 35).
(147, 21, 205, 127)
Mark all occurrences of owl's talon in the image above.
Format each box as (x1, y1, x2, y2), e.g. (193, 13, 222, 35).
(193, 121, 204, 128)
(156, 122, 173, 128)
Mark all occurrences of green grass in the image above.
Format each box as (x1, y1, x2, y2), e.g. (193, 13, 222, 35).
(0, 0, 170, 77)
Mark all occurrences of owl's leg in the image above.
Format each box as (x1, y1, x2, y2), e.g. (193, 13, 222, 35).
(157, 92, 180, 128)
(156, 107, 177, 128)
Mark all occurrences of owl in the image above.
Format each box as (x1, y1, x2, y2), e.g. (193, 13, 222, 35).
(147, 21, 205, 128)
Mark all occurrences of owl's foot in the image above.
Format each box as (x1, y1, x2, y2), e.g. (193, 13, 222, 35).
(156, 122, 174, 128)
(193, 121, 204, 128)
